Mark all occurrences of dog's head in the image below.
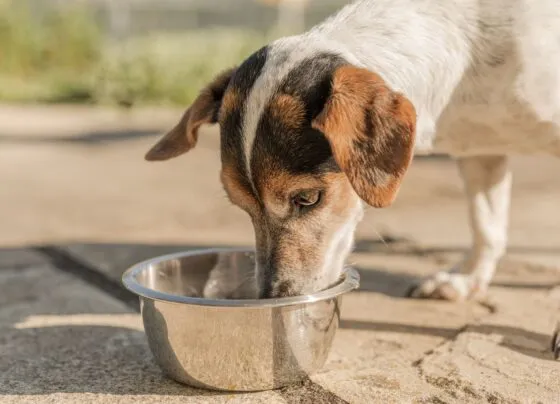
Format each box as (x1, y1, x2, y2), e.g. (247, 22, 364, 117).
(145, 44, 416, 298)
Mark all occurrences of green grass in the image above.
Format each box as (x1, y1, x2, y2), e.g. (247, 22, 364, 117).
(93, 30, 267, 107)
(0, 0, 101, 102)
(0, 1, 268, 106)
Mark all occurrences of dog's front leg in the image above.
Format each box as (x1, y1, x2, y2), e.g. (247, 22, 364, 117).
(409, 155, 511, 300)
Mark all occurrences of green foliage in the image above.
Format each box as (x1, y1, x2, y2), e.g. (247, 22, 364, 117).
(0, 1, 267, 106)
(0, 1, 101, 75)
(94, 29, 266, 107)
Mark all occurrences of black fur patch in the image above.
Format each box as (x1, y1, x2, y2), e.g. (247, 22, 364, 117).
(251, 53, 347, 180)
(220, 46, 268, 188)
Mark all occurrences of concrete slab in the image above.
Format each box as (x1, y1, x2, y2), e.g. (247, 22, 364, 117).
(3, 260, 559, 403)
(310, 252, 559, 403)
(0, 266, 286, 403)
(312, 289, 488, 403)
(0, 248, 47, 270)
(415, 287, 560, 403)
(492, 258, 560, 290)
(0, 105, 182, 139)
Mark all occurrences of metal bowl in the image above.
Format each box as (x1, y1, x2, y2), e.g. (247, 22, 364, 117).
(122, 248, 359, 392)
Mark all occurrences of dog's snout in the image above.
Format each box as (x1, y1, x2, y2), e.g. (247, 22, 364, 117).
(260, 279, 296, 298)
(256, 256, 299, 298)
(259, 280, 273, 299)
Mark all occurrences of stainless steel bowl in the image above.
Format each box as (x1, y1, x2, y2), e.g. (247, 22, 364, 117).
(122, 248, 359, 392)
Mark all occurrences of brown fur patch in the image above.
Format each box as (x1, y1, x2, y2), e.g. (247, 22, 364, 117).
(267, 94, 306, 130)
(218, 87, 240, 122)
(220, 163, 259, 214)
(312, 65, 416, 208)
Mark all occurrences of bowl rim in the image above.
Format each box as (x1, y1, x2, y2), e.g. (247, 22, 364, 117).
(121, 247, 360, 308)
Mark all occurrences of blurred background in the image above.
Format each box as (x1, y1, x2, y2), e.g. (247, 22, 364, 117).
(1, 0, 559, 285)
(0, 0, 344, 106)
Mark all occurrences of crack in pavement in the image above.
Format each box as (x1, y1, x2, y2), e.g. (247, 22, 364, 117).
(410, 315, 489, 400)
(409, 285, 558, 402)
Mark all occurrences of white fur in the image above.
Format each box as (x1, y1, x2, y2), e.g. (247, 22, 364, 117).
(309, 0, 560, 156)
(410, 156, 511, 300)
(319, 199, 364, 290)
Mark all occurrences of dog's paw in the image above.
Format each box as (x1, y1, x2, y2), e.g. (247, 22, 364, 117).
(552, 324, 560, 360)
(406, 272, 485, 301)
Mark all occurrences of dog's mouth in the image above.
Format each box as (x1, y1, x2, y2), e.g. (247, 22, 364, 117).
(201, 254, 350, 299)
(259, 272, 347, 299)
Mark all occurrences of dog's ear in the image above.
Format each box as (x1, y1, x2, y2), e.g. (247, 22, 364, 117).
(312, 66, 416, 208)
(145, 67, 236, 161)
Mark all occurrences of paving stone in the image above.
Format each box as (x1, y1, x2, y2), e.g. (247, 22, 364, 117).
(414, 287, 560, 403)
(0, 266, 285, 404)
(310, 288, 488, 403)
(305, 252, 560, 403)
(0, 248, 48, 270)
(492, 258, 560, 289)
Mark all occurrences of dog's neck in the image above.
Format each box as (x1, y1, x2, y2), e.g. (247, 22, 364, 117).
(274, 0, 475, 153)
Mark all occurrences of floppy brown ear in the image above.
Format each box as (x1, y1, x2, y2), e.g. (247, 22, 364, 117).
(145, 67, 236, 161)
(312, 65, 416, 208)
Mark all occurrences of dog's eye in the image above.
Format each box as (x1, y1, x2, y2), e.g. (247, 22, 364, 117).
(292, 190, 321, 208)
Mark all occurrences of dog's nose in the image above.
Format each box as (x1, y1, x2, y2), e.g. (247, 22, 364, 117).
(260, 284, 273, 299)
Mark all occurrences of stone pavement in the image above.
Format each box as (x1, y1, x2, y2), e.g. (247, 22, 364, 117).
(1, 106, 560, 403)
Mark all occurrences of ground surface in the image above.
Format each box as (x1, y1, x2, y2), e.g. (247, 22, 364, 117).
(1, 105, 559, 403)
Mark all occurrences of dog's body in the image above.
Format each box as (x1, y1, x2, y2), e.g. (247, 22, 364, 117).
(147, 0, 560, 356)
(330, 0, 560, 157)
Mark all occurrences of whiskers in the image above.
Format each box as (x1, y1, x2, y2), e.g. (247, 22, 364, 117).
(373, 228, 390, 248)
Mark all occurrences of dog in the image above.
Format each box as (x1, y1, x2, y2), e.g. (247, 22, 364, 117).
(145, 0, 560, 357)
